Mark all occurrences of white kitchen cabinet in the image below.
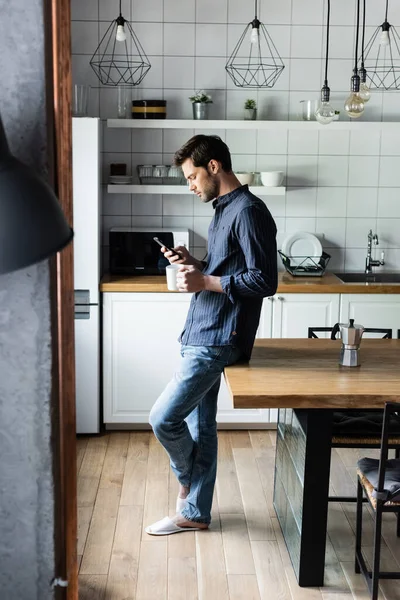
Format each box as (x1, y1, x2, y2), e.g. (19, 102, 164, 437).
(270, 293, 340, 339)
(340, 294, 400, 337)
(103, 293, 272, 426)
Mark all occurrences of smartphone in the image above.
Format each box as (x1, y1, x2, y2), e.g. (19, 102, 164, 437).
(153, 236, 180, 257)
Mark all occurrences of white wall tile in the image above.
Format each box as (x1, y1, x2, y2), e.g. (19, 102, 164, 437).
(257, 130, 288, 155)
(289, 59, 322, 91)
(378, 188, 400, 218)
(231, 154, 257, 172)
(195, 24, 227, 57)
(329, 0, 355, 26)
(193, 199, 214, 217)
(379, 157, 400, 187)
(164, 57, 195, 89)
(346, 218, 378, 248)
(132, 195, 162, 216)
(317, 188, 347, 217)
(318, 130, 350, 156)
(259, 0, 292, 24)
(381, 130, 400, 156)
(291, 26, 323, 59)
(347, 188, 378, 218)
(382, 93, 400, 122)
(193, 216, 212, 246)
(377, 219, 400, 248)
(163, 0, 195, 22)
(256, 155, 287, 175)
(344, 248, 366, 271)
(286, 187, 317, 217)
(316, 218, 346, 247)
(102, 192, 131, 216)
(71, 0, 98, 21)
(328, 59, 354, 92)
(324, 247, 345, 271)
(103, 125, 132, 153)
(131, 0, 163, 22)
(138, 57, 163, 89)
(162, 217, 194, 247)
(292, 0, 324, 25)
(132, 23, 163, 55)
(262, 196, 286, 218)
(71, 21, 99, 55)
(195, 57, 227, 90)
(162, 129, 195, 154)
(226, 130, 257, 154)
(196, 0, 228, 23)
(164, 23, 195, 56)
(228, 0, 253, 24)
(131, 216, 163, 227)
(100, 87, 119, 119)
(132, 129, 163, 153)
(349, 156, 379, 188)
(380, 249, 400, 272)
(288, 130, 318, 155)
(257, 90, 290, 120)
(285, 217, 316, 233)
(349, 130, 381, 156)
(287, 156, 318, 186)
(162, 89, 195, 118)
(317, 155, 349, 187)
(72, 54, 100, 87)
(163, 194, 194, 216)
(329, 26, 356, 59)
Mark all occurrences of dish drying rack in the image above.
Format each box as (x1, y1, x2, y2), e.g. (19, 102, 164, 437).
(278, 250, 331, 277)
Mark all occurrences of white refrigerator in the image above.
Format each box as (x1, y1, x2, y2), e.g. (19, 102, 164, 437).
(72, 117, 101, 433)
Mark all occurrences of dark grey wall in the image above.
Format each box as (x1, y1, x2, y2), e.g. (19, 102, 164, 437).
(0, 1, 56, 599)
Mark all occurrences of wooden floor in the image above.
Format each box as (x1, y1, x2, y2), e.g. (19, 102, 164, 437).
(77, 431, 400, 600)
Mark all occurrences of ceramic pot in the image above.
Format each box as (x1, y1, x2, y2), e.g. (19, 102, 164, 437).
(244, 108, 257, 121)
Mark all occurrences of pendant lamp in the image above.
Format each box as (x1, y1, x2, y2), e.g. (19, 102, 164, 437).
(344, 0, 365, 118)
(225, 0, 285, 88)
(0, 116, 73, 275)
(90, 0, 151, 86)
(362, 0, 400, 90)
(315, 0, 335, 124)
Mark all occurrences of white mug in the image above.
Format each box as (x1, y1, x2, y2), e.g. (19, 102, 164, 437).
(166, 264, 180, 291)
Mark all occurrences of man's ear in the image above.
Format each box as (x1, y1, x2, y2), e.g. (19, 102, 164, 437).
(208, 159, 220, 174)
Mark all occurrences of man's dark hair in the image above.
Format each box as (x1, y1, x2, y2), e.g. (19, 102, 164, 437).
(174, 135, 232, 172)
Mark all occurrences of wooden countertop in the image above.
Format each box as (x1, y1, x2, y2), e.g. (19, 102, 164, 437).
(100, 271, 400, 293)
(224, 338, 400, 409)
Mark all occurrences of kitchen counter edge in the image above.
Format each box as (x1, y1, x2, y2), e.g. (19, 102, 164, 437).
(100, 272, 400, 294)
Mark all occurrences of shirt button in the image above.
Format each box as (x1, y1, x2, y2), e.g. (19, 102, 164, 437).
(232, 331, 237, 335)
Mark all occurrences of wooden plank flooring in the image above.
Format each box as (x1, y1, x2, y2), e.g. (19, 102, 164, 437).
(77, 432, 400, 600)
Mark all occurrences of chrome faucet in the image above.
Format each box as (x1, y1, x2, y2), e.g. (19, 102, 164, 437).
(365, 229, 385, 274)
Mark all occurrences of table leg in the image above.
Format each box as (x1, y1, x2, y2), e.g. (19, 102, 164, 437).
(273, 409, 332, 587)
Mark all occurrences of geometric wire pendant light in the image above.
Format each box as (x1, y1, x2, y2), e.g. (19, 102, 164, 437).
(225, 0, 284, 88)
(89, 0, 151, 86)
(362, 0, 400, 90)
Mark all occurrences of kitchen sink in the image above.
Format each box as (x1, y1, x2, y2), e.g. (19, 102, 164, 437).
(334, 272, 400, 284)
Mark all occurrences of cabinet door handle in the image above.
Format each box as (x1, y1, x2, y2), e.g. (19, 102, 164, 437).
(277, 296, 284, 301)
(267, 297, 274, 301)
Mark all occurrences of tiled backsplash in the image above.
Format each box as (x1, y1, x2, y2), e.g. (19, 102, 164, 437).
(71, 0, 400, 272)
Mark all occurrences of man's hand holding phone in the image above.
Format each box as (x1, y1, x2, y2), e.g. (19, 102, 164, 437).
(153, 236, 203, 269)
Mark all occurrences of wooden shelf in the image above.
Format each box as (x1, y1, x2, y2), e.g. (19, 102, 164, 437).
(107, 119, 400, 131)
(107, 184, 286, 195)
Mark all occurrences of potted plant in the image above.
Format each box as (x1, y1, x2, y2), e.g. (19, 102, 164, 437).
(244, 99, 257, 120)
(333, 110, 340, 121)
(189, 90, 213, 120)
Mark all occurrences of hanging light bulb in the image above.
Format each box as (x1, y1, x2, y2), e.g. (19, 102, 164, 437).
(358, 2, 371, 102)
(250, 25, 259, 45)
(315, 0, 335, 125)
(344, 0, 365, 119)
(380, 23, 390, 45)
(344, 72, 365, 118)
(116, 15, 126, 42)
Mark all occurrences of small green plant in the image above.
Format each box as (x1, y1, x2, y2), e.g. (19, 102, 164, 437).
(189, 90, 213, 103)
(244, 99, 257, 110)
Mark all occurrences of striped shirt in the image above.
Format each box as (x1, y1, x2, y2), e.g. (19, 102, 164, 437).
(179, 185, 278, 359)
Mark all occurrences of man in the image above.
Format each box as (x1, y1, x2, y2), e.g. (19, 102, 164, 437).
(146, 135, 277, 535)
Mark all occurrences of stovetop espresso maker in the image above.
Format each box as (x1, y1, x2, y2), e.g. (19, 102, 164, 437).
(331, 319, 365, 367)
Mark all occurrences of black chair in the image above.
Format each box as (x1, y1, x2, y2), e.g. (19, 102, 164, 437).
(308, 326, 400, 503)
(355, 401, 400, 600)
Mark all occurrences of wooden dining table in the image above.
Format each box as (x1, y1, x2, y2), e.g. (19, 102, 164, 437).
(224, 338, 400, 587)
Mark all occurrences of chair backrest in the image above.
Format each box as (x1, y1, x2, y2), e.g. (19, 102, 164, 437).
(376, 402, 400, 499)
(308, 326, 392, 340)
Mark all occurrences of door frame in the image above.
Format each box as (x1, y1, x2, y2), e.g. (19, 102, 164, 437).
(46, 0, 78, 597)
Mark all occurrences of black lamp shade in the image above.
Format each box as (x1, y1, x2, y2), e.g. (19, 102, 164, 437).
(0, 120, 73, 275)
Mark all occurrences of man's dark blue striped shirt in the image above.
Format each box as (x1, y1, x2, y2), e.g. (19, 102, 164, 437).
(179, 185, 278, 359)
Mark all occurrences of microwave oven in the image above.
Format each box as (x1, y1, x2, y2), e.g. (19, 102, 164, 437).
(109, 227, 190, 275)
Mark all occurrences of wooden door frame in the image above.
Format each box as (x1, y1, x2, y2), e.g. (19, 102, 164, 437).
(46, 0, 78, 598)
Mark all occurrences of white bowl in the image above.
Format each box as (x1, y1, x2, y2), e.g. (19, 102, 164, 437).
(260, 171, 284, 187)
(235, 172, 254, 186)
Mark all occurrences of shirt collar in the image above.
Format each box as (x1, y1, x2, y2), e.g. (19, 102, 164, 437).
(212, 184, 248, 210)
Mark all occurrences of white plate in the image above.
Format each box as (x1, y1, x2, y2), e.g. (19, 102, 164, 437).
(281, 232, 322, 267)
(109, 175, 132, 184)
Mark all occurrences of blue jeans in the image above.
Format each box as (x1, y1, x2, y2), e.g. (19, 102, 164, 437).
(149, 344, 243, 524)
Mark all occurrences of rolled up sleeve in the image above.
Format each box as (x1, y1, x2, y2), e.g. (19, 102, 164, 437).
(222, 205, 278, 302)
